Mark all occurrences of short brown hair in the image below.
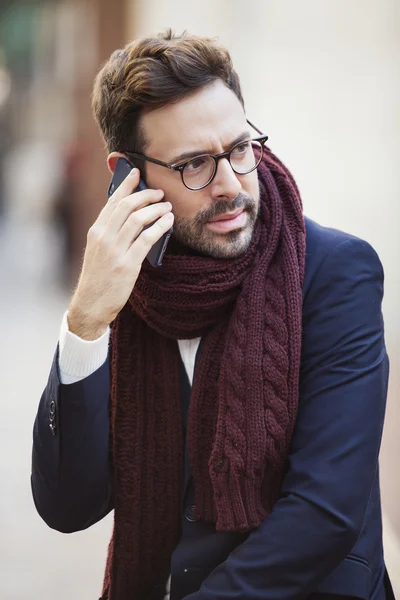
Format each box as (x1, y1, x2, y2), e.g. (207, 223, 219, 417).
(92, 29, 244, 161)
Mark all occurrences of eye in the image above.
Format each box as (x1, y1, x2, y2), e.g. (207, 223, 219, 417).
(185, 156, 209, 172)
(231, 141, 251, 156)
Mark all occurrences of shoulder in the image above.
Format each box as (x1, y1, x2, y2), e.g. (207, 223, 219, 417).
(303, 216, 384, 300)
(301, 218, 386, 373)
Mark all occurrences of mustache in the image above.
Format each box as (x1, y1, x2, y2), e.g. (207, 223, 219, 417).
(195, 193, 257, 225)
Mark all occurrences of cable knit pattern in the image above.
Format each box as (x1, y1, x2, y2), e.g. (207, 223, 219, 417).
(102, 151, 306, 600)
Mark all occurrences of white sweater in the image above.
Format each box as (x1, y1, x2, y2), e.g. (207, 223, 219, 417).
(58, 311, 201, 390)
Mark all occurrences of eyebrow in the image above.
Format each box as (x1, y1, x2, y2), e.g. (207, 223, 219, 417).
(170, 131, 252, 165)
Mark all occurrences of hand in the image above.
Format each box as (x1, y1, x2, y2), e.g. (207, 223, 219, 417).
(68, 168, 174, 340)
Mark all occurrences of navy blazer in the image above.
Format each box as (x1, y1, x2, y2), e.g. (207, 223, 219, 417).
(31, 217, 394, 600)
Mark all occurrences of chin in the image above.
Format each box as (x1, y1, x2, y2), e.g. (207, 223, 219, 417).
(173, 214, 257, 260)
(194, 228, 253, 260)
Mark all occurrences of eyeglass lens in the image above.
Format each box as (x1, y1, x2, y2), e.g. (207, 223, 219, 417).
(182, 140, 263, 190)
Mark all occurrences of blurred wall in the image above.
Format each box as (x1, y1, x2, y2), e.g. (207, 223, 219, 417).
(66, 0, 128, 283)
(130, 0, 400, 548)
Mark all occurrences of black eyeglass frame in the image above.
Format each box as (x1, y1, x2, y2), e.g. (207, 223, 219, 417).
(121, 119, 268, 191)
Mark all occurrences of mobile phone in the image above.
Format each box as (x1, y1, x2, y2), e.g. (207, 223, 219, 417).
(107, 157, 173, 267)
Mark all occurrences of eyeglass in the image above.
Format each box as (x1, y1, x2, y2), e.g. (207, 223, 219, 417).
(122, 120, 268, 191)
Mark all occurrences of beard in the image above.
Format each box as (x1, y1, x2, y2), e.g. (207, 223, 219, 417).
(172, 190, 260, 260)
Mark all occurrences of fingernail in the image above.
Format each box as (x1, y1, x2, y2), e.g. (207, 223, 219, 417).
(129, 167, 138, 176)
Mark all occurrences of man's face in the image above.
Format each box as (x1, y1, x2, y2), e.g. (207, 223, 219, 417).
(134, 80, 260, 259)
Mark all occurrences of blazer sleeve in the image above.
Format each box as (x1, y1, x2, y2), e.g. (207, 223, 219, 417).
(184, 237, 389, 600)
(30, 346, 113, 533)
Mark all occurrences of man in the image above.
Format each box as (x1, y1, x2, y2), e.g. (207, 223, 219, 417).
(31, 30, 394, 600)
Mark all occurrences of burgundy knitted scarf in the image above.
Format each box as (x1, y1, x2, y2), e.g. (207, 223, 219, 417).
(102, 149, 306, 600)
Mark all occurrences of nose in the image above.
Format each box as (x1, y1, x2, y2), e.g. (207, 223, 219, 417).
(209, 157, 242, 201)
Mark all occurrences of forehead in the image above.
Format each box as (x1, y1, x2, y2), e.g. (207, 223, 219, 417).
(141, 79, 247, 159)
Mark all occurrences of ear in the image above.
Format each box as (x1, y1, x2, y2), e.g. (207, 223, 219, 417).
(107, 151, 128, 174)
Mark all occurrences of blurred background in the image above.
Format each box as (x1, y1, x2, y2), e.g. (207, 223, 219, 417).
(0, 0, 399, 598)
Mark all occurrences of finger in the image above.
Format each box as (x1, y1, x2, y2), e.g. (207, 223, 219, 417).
(111, 167, 141, 202)
(126, 212, 174, 264)
(96, 167, 140, 228)
(118, 202, 172, 251)
(105, 188, 165, 236)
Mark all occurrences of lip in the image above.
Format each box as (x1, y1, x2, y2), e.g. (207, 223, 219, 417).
(207, 209, 247, 233)
(209, 209, 244, 223)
